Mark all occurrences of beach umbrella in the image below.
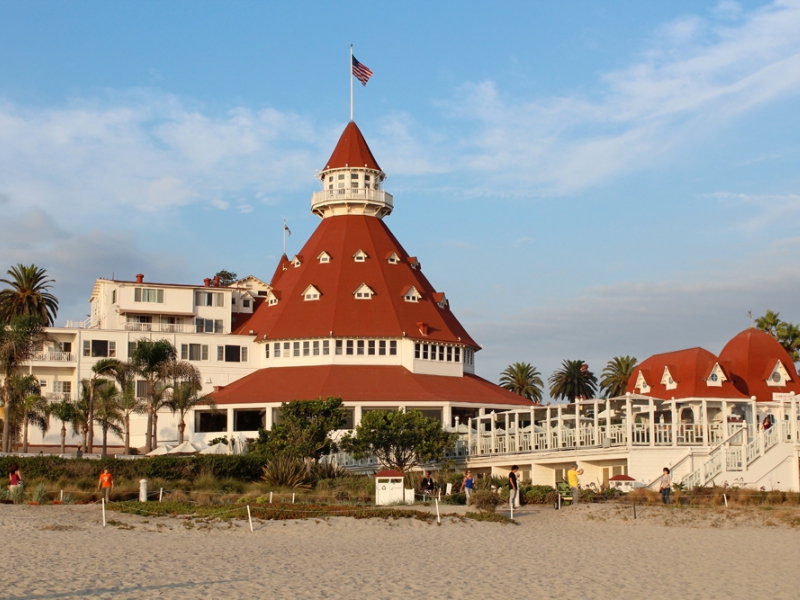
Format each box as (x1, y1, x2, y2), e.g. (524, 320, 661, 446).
(167, 441, 202, 455)
(235, 436, 249, 455)
(199, 442, 230, 455)
(146, 444, 173, 456)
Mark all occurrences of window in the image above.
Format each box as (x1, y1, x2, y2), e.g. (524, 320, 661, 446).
(86, 340, 115, 358)
(39, 380, 47, 388)
(135, 287, 164, 303)
(224, 345, 242, 362)
(439, 346, 444, 361)
(323, 340, 330, 355)
(196, 411, 227, 433)
(346, 340, 354, 356)
(415, 343, 421, 359)
(318, 251, 331, 264)
(364, 175, 371, 183)
(136, 381, 149, 398)
(195, 318, 222, 333)
(357, 340, 365, 355)
(181, 344, 207, 361)
(243, 299, 250, 308)
(387, 252, 400, 264)
(390, 341, 397, 355)
(335, 340, 343, 355)
(303, 285, 321, 301)
(338, 174, 345, 180)
(354, 283, 374, 299)
(423, 344, 429, 360)
(195, 291, 224, 307)
(283, 342, 290, 357)
(367, 340, 375, 355)
(328, 176, 333, 182)
(60, 342, 72, 353)
(293, 342, 300, 357)
(403, 286, 421, 302)
(274, 342, 281, 358)
(447, 346, 452, 361)
(234, 409, 265, 431)
(303, 341, 310, 357)
(53, 381, 71, 394)
(455, 347, 461, 362)
(217, 346, 224, 361)
(709, 373, 718, 382)
(379, 340, 386, 356)
(111, 290, 117, 304)
(128, 341, 137, 356)
(268, 295, 279, 307)
(241, 347, 248, 362)
(313, 341, 320, 356)
(353, 250, 368, 262)
(265, 344, 270, 359)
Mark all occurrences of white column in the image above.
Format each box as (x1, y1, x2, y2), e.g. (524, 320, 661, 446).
(605, 398, 611, 443)
(671, 401, 678, 447)
(557, 404, 563, 448)
(504, 412, 510, 454)
(721, 399, 728, 439)
(515, 412, 520, 451)
(226, 407, 234, 437)
(354, 405, 363, 427)
(490, 412, 497, 453)
(546, 406, 552, 450)
(625, 394, 633, 448)
(702, 400, 709, 447)
(593, 401, 599, 447)
(265, 404, 274, 430)
(576, 402, 582, 448)
(791, 395, 798, 442)
(649, 397, 655, 447)
(443, 404, 452, 429)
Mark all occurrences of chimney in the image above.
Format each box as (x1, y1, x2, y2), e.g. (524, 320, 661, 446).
(203, 278, 211, 287)
(135, 274, 144, 283)
(213, 275, 220, 287)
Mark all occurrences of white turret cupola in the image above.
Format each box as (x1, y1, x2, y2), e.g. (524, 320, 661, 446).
(311, 121, 393, 220)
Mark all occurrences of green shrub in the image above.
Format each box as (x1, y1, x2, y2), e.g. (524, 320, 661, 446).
(524, 485, 554, 504)
(310, 462, 349, 483)
(443, 492, 466, 505)
(32, 483, 48, 504)
(469, 489, 499, 513)
(261, 456, 312, 489)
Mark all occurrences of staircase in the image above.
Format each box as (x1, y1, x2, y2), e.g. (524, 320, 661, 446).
(682, 424, 790, 488)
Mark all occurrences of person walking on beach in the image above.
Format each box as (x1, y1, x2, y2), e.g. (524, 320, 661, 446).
(8, 464, 22, 493)
(460, 470, 474, 503)
(567, 463, 583, 505)
(659, 467, 672, 505)
(97, 468, 113, 502)
(508, 465, 519, 509)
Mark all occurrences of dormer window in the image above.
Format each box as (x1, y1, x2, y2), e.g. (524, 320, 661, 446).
(353, 249, 368, 262)
(387, 252, 400, 265)
(706, 363, 728, 388)
(291, 255, 302, 268)
(634, 371, 649, 394)
(403, 286, 422, 303)
(660, 366, 677, 391)
(433, 292, 448, 309)
(353, 283, 374, 299)
(302, 285, 321, 301)
(317, 251, 331, 264)
(766, 360, 791, 387)
(408, 257, 420, 270)
(266, 291, 280, 307)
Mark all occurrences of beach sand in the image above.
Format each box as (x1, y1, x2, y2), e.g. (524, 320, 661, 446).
(3, 502, 800, 599)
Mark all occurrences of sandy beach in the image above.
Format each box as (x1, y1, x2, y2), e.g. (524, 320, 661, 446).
(3, 502, 800, 599)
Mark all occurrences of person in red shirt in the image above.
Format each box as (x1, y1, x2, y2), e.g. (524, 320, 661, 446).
(97, 468, 113, 502)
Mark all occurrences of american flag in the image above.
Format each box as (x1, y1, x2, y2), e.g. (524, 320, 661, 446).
(352, 55, 373, 86)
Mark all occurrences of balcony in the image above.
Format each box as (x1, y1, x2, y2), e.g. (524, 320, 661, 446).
(45, 392, 73, 402)
(311, 188, 394, 218)
(124, 322, 196, 333)
(31, 351, 76, 363)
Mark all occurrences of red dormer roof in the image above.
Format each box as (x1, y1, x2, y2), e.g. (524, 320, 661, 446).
(233, 214, 478, 347)
(718, 328, 800, 401)
(323, 121, 381, 171)
(626, 347, 747, 400)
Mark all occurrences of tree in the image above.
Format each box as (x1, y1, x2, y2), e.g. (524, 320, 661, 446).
(49, 398, 77, 454)
(254, 397, 346, 470)
(86, 358, 122, 453)
(129, 339, 176, 452)
(0, 316, 48, 452)
(599, 356, 638, 398)
(110, 363, 144, 454)
(169, 378, 215, 444)
(499, 362, 543, 403)
(215, 270, 238, 287)
(340, 409, 457, 473)
(74, 382, 92, 451)
(0, 264, 59, 326)
(548, 360, 598, 402)
(93, 380, 124, 458)
(14, 375, 49, 453)
(755, 310, 800, 361)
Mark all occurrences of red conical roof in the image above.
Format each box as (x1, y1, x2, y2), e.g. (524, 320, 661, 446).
(718, 328, 800, 401)
(323, 121, 381, 171)
(233, 214, 478, 347)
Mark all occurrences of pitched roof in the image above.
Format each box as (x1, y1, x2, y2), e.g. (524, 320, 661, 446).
(232, 214, 478, 346)
(626, 347, 747, 400)
(718, 328, 800, 401)
(210, 364, 532, 407)
(323, 121, 381, 172)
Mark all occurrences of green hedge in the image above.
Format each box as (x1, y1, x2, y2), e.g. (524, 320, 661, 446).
(0, 455, 266, 482)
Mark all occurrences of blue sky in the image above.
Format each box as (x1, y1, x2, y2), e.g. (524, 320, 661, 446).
(1, 1, 799, 393)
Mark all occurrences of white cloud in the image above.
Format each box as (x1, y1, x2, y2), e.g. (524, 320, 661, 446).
(703, 192, 800, 231)
(239, 204, 254, 214)
(211, 199, 229, 210)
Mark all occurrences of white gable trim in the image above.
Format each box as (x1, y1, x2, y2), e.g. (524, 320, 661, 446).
(767, 360, 791, 387)
(353, 283, 374, 299)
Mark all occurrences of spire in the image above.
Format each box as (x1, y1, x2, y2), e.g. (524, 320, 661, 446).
(312, 121, 393, 220)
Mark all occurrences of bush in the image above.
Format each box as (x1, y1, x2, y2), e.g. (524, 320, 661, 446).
(443, 492, 466, 505)
(261, 456, 312, 489)
(469, 489, 499, 513)
(524, 485, 555, 505)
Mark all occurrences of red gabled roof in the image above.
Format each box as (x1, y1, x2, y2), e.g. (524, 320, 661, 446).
(323, 121, 381, 171)
(626, 347, 747, 400)
(211, 364, 532, 407)
(233, 214, 478, 347)
(718, 328, 800, 401)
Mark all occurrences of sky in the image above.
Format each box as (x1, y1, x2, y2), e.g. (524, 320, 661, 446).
(1, 0, 799, 395)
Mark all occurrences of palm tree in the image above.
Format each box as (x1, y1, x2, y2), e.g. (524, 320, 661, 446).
(130, 339, 176, 452)
(0, 264, 59, 326)
(93, 380, 124, 458)
(169, 380, 215, 444)
(73, 382, 92, 452)
(0, 316, 48, 451)
(599, 356, 638, 398)
(15, 376, 49, 453)
(110, 362, 144, 454)
(499, 362, 544, 403)
(755, 309, 782, 337)
(49, 398, 77, 454)
(86, 358, 122, 453)
(548, 359, 598, 402)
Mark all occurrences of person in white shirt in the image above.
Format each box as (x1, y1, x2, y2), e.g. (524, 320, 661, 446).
(659, 467, 672, 505)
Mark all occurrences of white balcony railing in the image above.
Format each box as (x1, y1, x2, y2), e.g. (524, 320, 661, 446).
(31, 351, 75, 362)
(124, 322, 195, 333)
(311, 188, 393, 208)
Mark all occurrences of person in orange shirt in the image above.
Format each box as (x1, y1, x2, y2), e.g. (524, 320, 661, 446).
(97, 468, 113, 502)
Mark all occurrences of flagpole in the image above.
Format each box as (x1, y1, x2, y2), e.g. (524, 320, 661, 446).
(350, 44, 354, 121)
